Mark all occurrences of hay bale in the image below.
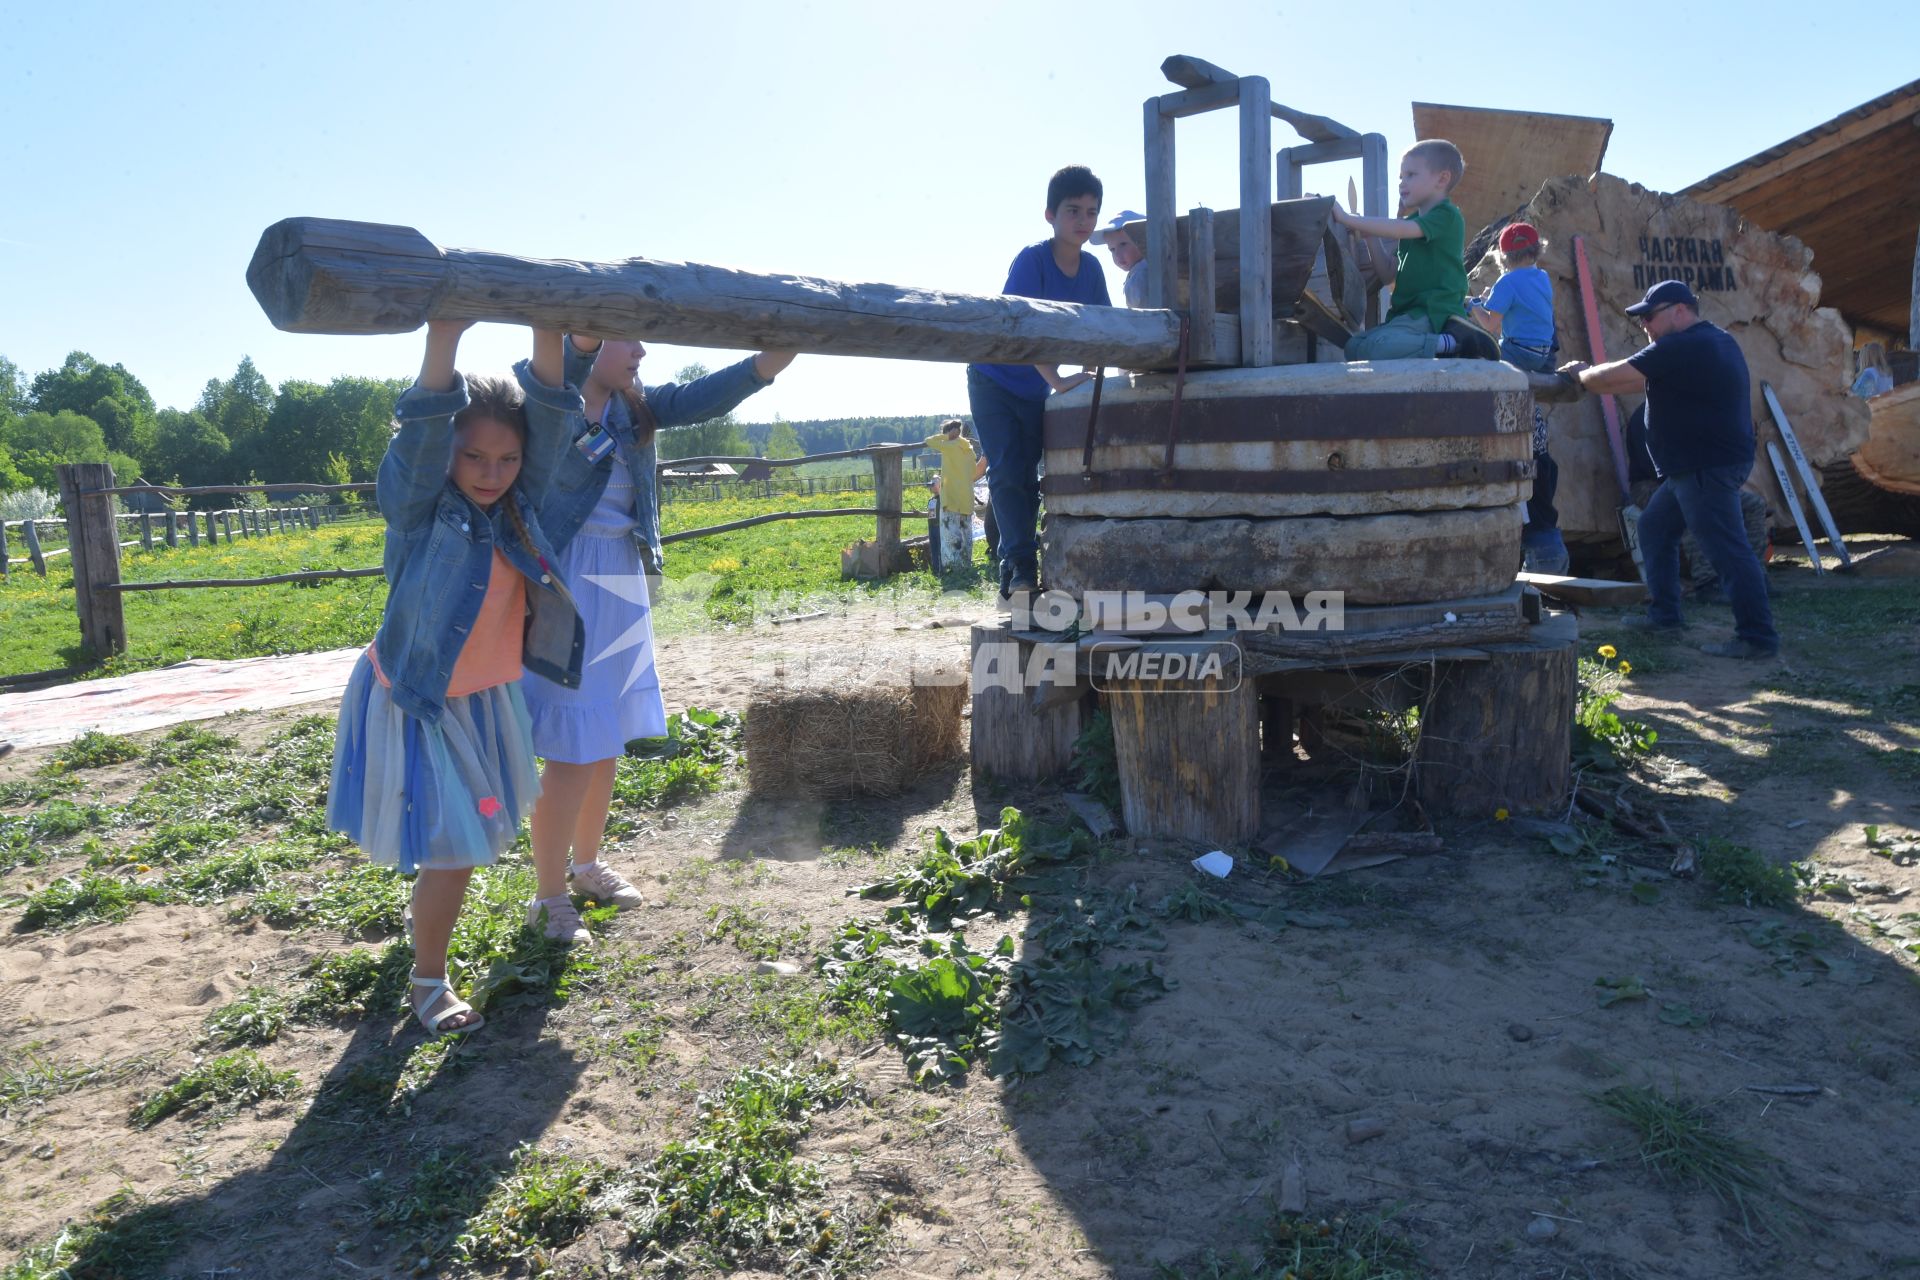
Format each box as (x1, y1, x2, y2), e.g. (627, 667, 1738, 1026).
(745, 667, 966, 797)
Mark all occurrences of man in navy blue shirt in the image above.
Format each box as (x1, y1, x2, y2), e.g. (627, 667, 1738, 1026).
(1561, 280, 1779, 659)
(967, 165, 1113, 598)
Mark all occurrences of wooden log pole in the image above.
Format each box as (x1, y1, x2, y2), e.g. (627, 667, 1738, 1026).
(163, 512, 178, 548)
(1144, 102, 1178, 310)
(247, 218, 1184, 368)
(872, 445, 905, 567)
(220, 512, 233, 541)
(1188, 208, 1217, 364)
(22, 519, 47, 576)
(1414, 613, 1577, 817)
(187, 513, 199, 547)
(138, 510, 153, 552)
(0, 519, 9, 577)
(1238, 77, 1275, 368)
(57, 463, 127, 656)
(1107, 635, 1260, 844)
(969, 623, 1085, 781)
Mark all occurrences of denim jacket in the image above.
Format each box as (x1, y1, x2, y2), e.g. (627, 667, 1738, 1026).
(371, 364, 587, 725)
(540, 341, 771, 572)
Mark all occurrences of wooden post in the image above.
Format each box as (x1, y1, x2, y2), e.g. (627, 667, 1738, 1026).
(307, 505, 320, 530)
(1238, 76, 1274, 368)
(57, 463, 126, 657)
(220, 511, 233, 541)
(207, 511, 220, 544)
(187, 512, 199, 547)
(872, 445, 904, 568)
(22, 519, 47, 576)
(138, 510, 154, 551)
(1144, 98, 1177, 310)
(1415, 614, 1577, 817)
(1276, 148, 1304, 201)
(0, 519, 9, 577)
(969, 622, 1085, 781)
(1188, 208, 1217, 364)
(163, 512, 178, 548)
(1107, 636, 1260, 844)
(1361, 133, 1391, 329)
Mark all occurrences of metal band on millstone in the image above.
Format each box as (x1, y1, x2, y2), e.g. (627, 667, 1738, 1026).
(1042, 360, 1537, 520)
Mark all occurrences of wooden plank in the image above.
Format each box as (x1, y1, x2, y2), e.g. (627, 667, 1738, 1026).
(1279, 138, 1364, 166)
(1144, 101, 1177, 311)
(1158, 80, 1240, 120)
(247, 217, 1185, 368)
(1271, 101, 1358, 145)
(1106, 635, 1260, 843)
(1411, 102, 1612, 239)
(1415, 615, 1576, 816)
(1687, 92, 1920, 205)
(21, 520, 48, 575)
(1361, 133, 1391, 328)
(1238, 77, 1274, 367)
(1515, 571, 1648, 606)
(1187, 208, 1216, 364)
(1276, 148, 1304, 201)
(109, 567, 386, 591)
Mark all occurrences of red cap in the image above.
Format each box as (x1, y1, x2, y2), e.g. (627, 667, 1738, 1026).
(1498, 222, 1542, 254)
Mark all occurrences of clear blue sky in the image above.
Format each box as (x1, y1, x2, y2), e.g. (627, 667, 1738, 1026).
(2, 1, 1913, 423)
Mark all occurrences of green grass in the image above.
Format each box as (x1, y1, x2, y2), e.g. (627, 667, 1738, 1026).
(249, 861, 407, 933)
(142, 722, 241, 766)
(1699, 838, 1801, 909)
(130, 1049, 298, 1128)
(48, 730, 142, 773)
(0, 1191, 186, 1280)
(1166, 1208, 1424, 1279)
(455, 1145, 616, 1269)
(201, 987, 292, 1048)
(13, 871, 165, 929)
(370, 1146, 494, 1266)
(1593, 1084, 1783, 1238)
(0, 1044, 147, 1118)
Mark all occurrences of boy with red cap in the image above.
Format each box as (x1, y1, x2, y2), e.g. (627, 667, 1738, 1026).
(1472, 222, 1567, 572)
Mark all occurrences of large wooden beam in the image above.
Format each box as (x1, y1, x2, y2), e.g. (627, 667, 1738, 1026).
(247, 218, 1185, 368)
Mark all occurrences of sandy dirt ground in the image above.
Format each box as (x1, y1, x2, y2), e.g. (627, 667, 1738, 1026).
(3, 573, 1918, 1280)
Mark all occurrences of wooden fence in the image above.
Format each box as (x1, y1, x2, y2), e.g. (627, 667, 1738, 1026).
(49, 444, 931, 658)
(2, 502, 354, 577)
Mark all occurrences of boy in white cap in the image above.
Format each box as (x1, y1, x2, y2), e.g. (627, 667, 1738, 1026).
(1092, 210, 1148, 308)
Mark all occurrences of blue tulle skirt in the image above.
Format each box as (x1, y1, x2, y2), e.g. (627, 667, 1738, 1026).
(327, 653, 541, 874)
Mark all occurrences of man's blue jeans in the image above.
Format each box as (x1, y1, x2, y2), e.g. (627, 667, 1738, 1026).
(966, 368, 1046, 578)
(1638, 465, 1778, 650)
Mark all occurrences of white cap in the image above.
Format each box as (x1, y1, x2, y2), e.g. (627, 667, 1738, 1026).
(1090, 210, 1145, 245)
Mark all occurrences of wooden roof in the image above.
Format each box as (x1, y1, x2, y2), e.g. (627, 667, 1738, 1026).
(1685, 79, 1920, 336)
(1410, 103, 1613, 240)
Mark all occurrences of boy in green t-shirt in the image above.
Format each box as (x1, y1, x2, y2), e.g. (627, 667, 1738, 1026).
(922, 418, 978, 575)
(1335, 140, 1498, 362)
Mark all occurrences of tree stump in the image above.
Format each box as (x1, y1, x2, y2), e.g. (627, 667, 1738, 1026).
(969, 622, 1085, 782)
(1414, 613, 1577, 817)
(1106, 637, 1260, 844)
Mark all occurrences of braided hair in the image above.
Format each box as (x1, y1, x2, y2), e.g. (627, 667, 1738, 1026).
(454, 375, 542, 568)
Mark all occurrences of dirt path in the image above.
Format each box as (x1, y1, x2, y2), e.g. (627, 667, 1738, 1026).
(3, 574, 1918, 1278)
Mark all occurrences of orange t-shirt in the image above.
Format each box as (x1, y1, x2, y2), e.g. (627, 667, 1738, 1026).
(369, 548, 527, 697)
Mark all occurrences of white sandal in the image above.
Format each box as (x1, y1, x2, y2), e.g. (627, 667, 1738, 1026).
(410, 974, 483, 1037)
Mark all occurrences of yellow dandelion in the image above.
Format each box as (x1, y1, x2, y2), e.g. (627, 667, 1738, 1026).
(1494, 807, 1511, 821)
(1597, 644, 1617, 660)
(1617, 661, 1632, 675)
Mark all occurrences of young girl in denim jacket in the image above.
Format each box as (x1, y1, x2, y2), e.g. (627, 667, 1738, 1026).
(328, 320, 587, 1036)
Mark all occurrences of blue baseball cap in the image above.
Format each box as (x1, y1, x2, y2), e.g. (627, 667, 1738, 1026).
(1624, 279, 1699, 316)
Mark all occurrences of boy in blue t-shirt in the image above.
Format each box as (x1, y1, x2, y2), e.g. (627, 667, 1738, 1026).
(967, 164, 1112, 597)
(1471, 221, 1567, 573)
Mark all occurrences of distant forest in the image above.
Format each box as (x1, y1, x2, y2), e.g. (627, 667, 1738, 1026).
(0, 350, 964, 507)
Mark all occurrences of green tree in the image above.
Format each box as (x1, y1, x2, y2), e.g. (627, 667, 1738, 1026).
(150, 408, 232, 489)
(655, 362, 747, 461)
(197, 357, 276, 478)
(765, 419, 804, 459)
(30, 352, 159, 462)
(0, 440, 29, 492)
(256, 376, 405, 484)
(0, 355, 28, 418)
(2, 409, 113, 490)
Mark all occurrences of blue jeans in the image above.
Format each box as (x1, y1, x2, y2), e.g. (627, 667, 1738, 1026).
(1500, 338, 1567, 572)
(966, 368, 1046, 578)
(1639, 465, 1778, 649)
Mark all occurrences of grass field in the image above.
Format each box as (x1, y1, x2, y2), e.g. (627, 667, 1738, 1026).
(0, 491, 987, 679)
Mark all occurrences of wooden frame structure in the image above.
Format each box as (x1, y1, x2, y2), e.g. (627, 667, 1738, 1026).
(1143, 55, 1389, 361)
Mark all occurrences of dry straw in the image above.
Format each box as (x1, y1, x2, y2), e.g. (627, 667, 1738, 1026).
(744, 665, 966, 797)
